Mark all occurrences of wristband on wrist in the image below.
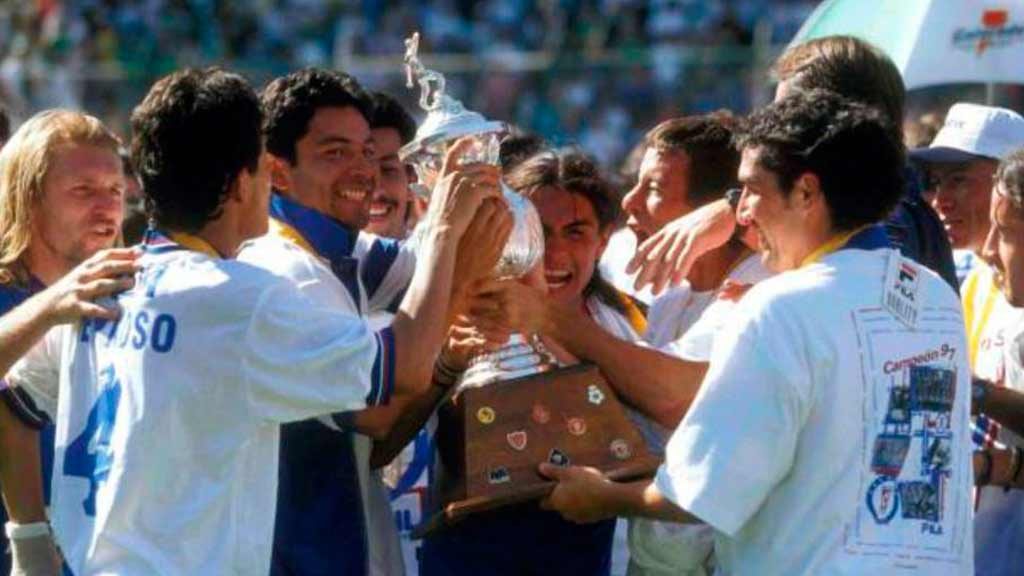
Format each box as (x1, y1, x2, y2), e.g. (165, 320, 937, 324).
(978, 450, 994, 486)
(4, 521, 51, 540)
(433, 352, 462, 389)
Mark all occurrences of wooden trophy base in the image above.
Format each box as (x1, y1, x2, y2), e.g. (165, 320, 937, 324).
(413, 362, 659, 538)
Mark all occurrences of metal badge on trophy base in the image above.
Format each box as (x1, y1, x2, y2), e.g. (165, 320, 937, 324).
(400, 33, 659, 537)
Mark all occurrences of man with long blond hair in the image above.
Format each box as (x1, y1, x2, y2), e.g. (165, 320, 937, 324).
(0, 110, 137, 575)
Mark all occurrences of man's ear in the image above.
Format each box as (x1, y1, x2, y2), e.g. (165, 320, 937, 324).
(227, 170, 246, 203)
(792, 172, 823, 214)
(268, 153, 293, 193)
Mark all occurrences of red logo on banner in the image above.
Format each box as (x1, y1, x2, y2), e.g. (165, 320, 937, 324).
(979, 9, 1009, 54)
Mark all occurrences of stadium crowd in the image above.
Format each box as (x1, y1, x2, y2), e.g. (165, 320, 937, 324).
(0, 0, 818, 169)
(0, 6, 1022, 576)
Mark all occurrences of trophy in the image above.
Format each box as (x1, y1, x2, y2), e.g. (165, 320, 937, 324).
(399, 32, 557, 389)
(400, 33, 658, 535)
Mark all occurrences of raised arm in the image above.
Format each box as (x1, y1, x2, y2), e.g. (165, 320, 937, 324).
(381, 139, 512, 400)
(0, 248, 137, 378)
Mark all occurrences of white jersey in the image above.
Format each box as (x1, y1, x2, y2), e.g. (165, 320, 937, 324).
(656, 242, 974, 575)
(5, 233, 393, 575)
(599, 228, 654, 305)
(245, 192, 416, 576)
(962, 263, 1024, 575)
(631, 253, 771, 576)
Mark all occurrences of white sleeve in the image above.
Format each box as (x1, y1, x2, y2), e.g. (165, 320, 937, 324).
(654, 302, 811, 537)
(242, 281, 395, 424)
(3, 327, 63, 425)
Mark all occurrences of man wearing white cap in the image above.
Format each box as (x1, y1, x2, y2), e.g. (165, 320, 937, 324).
(911, 103, 1024, 283)
(913, 103, 1024, 576)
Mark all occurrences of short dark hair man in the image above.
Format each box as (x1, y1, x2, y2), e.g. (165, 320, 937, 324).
(542, 91, 973, 575)
(259, 68, 510, 575)
(365, 91, 420, 240)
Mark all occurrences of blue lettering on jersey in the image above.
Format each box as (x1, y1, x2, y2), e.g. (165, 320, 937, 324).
(79, 312, 178, 353)
(63, 364, 121, 516)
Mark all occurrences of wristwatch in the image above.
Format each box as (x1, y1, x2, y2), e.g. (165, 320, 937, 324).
(724, 187, 742, 211)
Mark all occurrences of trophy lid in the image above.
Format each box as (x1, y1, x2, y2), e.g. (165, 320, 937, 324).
(399, 32, 507, 162)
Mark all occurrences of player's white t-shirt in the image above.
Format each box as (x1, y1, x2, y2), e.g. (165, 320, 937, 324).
(5, 233, 394, 575)
(961, 263, 1024, 575)
(656, 244, 974, 575)
(631, 253, 770, 576)
(645, 253, 770, 360)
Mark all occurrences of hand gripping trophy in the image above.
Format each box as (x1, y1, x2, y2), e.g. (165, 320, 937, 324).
(399, 32, 556, 389)
(400, 33, 657, 534)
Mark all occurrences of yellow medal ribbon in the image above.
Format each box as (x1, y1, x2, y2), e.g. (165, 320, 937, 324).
(268, 218, 319, 258)
(616, 290, 648, 335)
(799, 224, 872, 268)
(963, 267, 1000, 369)
(168, 232, 222, 258)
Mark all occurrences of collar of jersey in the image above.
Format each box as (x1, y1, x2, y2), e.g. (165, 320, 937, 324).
(268, 193, 357, 261)
(142, 228, 222, 258)
(799, 224, 890, 267)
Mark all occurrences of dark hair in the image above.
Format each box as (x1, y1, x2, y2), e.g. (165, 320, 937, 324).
(131, 68, 262, 232)
(507, 149, 628, 314)
(735, 90, 905, 232)
(261, 68, 372, 164)
(644, 112, 740, 207)
(369, 91, 416, 145)
(499, 130, 547, 172)
(775, 35, 905, 129)
(0, 102, 9, 145)
(996, 148, 1024, 207)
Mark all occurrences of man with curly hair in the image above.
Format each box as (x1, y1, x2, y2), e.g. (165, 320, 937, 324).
(541, 91, 974, 575)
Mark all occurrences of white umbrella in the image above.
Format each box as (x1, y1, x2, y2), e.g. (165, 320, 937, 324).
(792, 0, 1024, 90)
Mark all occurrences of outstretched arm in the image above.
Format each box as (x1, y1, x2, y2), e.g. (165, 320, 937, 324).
(538, 463, 696, 524)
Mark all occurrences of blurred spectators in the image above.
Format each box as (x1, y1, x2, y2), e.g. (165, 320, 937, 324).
(0, 0, 819, 167)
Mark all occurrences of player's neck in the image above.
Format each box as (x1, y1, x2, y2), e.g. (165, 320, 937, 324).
(182, 219, 243, 258)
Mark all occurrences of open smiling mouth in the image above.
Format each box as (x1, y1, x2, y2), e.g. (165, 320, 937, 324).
(369, 201, 398, 219)
(545, 268, 572, 289)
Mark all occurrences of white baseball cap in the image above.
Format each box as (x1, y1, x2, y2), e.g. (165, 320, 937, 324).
(910, 102, 1024, 163)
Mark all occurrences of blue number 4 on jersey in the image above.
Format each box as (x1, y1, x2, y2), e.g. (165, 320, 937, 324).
(64, 364, 121, 517)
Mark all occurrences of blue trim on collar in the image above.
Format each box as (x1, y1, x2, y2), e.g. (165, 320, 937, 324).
(269, 193, 358, 259)
(141, 228, 183, 254)
(842, 224, 892, 252)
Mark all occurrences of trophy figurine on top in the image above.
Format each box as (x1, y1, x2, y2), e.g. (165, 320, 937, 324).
(399, 32, 658, 535)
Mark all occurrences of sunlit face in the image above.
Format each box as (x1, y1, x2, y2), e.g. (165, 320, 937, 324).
(981, 183, 1024, 306)
(33, 144, 124, 271)
(531, 185, 610, 306)
(274, 106, 377, 228)
(365, 126, 412, 239)
(736, 146, 813, 272)
(927, 160, 997, 252)
(621, 148, 694, 243)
